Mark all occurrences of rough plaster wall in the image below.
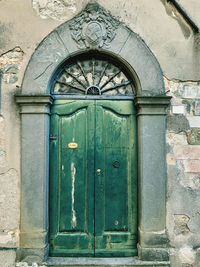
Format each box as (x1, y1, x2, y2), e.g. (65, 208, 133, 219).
(0, 250, 16, 267)
(0, 27, 23, 267)
(177, 0, 200, 28)
(165, 78, 200, 266)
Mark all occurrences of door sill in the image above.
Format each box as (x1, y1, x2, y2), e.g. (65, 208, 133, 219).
(47, 257, 170, 266)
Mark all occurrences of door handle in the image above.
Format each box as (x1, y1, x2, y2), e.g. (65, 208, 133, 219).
(97, 169, 101, 173)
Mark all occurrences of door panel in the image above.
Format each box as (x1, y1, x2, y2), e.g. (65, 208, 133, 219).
(49, 100, 137, 257)
(94, 101, 137, 256)
(60, 109, 88, 232)
(50, 101, 95, 256)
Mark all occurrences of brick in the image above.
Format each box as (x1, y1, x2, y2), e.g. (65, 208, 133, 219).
(174, 145, 200, 159)
(183, 160, 200, 173)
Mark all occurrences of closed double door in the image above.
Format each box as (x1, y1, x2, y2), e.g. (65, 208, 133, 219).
(49, 100, 137, 257)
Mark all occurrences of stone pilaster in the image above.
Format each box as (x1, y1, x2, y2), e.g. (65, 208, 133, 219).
(15, 95, 53, 263)
(134, 96, 171, 261)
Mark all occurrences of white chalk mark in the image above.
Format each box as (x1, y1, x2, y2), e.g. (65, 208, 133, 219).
(71, 162, 76, 228)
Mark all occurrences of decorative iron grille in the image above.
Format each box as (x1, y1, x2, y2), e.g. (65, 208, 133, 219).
(52, 54, 136, 96)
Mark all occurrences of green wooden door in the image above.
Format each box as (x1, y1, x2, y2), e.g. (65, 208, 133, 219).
(49, 100, 137, 257)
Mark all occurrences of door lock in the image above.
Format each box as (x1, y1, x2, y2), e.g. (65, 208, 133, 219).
(112, 160, 120, 168)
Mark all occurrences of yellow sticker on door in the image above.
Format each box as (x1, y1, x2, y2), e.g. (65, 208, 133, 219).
(68, 142, 78, 148)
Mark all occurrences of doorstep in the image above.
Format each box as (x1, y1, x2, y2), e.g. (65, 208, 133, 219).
(46, 257, 170, 267)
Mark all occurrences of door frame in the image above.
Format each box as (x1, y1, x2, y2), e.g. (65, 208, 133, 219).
(15, 94, 170, 263)
(15, 3, 171, 263)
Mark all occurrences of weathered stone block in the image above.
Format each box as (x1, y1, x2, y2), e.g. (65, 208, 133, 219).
(167, 114, 190, 132)
(166, 132, 188, 146)
(138, 245, 169, 262)
(187, 128, 200, 145)
(183, 160, 200, 173)
(174, 145, 200, 159)
(187, 116, 200, 127)
(172, 105, 185, 114)
(16, 247, 48, 264)
(182, 99, 193, 114)
(174, 214, 191, 235)
(194, 100, 200, 115)
(0, 47, 23, 84)
(32, 0, 77, 21)
(181, 84, 200, 99)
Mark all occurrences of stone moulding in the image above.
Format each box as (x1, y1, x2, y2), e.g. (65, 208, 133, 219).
(134, 96, 172, 115)
(15, 2, 171, 265)
(69, 2, 119, 49)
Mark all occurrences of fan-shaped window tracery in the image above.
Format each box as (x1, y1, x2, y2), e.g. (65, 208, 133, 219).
(52, 54, 136, 97)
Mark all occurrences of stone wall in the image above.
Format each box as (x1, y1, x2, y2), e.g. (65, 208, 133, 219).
(0, 0, 200, 266)
(165, 78, 200, 266)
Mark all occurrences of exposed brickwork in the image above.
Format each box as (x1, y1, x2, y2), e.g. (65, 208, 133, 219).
(174, 145, 200, 159)
(183, 160, 200, 173)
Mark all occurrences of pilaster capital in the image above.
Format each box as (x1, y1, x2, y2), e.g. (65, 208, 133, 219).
(15, 94, 54, 105)
(134, 96, 172, 116)
(15, 94, 54, 114)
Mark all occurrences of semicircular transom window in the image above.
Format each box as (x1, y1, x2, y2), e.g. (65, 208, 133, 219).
(52, 54, 136, 97)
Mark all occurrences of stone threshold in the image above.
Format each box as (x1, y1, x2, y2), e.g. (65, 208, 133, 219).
(46, 257, 170, 267)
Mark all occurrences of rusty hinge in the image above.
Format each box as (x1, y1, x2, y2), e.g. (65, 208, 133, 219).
(50, 134, 57, 140)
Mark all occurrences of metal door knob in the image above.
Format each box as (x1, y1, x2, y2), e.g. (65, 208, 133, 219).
(97, 169, 101, 173)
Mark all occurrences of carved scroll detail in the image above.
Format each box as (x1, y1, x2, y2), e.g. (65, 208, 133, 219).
(69, 3, 119, 49)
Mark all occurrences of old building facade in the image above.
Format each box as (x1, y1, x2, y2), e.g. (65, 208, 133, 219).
(0, 1, 200, 266)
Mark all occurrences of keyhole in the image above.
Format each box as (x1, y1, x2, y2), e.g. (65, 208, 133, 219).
(112, 160, 120, 168)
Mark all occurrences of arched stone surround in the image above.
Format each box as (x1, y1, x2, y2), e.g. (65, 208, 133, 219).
(15, 2, 171, 264)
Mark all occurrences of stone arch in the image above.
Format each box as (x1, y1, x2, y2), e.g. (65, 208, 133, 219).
(16, 2, 171, 265)
(22, 3, 164, 96)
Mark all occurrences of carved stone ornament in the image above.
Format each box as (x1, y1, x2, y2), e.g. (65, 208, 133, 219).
(69, 2, 119, 49)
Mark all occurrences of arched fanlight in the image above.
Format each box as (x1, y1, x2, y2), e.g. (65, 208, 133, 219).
(52, 54, 136, 96)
